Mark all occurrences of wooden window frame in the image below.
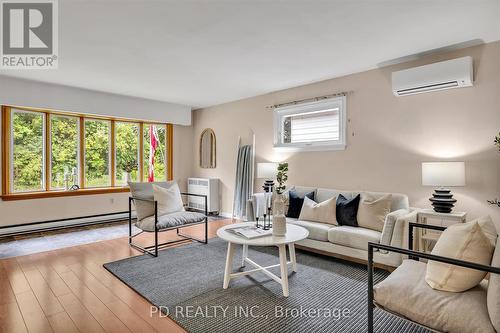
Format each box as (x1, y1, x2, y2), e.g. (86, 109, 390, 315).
(1, 105, 173, 201)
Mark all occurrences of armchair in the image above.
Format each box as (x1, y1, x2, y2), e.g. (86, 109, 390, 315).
(129, 192, 208, 257)
(367, 222, 500, 333)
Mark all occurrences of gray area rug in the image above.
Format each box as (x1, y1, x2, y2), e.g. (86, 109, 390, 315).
(104, 238, 432, 333)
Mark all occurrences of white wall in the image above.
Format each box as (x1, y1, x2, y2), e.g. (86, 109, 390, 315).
(0, 75, 192, 125)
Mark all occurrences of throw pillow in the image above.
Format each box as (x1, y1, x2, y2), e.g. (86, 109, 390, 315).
(336, 194, 361, 227)
(129, 181, 176, 220)
(152, 183, 185, 216)
(357, 194, 392, 232)
(286, 190, 315, 218)
(299, 196, 337, 225)
(425, 217, 497, 292)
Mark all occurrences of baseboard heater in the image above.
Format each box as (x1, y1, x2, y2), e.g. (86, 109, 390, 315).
(0, 211, 133, 238)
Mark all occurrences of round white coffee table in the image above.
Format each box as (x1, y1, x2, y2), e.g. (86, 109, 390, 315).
(217, 222, 309, 297)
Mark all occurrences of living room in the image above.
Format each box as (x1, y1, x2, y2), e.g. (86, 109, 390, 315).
(0, 1, 499, 333)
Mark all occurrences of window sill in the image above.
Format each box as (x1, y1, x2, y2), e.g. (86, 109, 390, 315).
(273, 143, 346, 152)
(1, 187, 130, 201)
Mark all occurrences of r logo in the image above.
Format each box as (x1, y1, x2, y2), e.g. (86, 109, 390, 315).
(2, 2, 53, 54)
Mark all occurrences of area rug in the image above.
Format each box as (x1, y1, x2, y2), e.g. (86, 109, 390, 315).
(104, 238, 431, 333)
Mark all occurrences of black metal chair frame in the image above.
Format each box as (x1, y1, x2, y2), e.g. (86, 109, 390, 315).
(128, 192, 208, 257)
(367, 222, 500, 333)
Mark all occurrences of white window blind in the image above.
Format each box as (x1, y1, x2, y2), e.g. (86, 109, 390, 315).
(273, 96, 346, 151)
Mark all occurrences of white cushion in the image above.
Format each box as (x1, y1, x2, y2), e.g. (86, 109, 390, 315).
(152, 183, 185, 216)
(327, 226, 381, 250)
(375, 259, 495, 333)
(357, 194, 392, 232)
(298, 196, 337, 225)
(129, 181, 176, 221)
(426, 216, 497, 292)
(287, 220, 334, 242)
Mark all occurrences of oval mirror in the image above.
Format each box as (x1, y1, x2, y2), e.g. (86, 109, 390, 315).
(200, 128, 216, 168)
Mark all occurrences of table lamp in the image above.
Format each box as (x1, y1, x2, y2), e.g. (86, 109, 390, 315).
(422, 162, 465, 213)
(257, 162, 278, 192)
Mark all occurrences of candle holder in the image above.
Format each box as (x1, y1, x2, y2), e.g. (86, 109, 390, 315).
(263, 208, 272, 230)
(255, 216, 260, 228)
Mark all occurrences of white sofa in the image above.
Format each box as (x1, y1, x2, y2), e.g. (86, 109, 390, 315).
(248, 186, 417, 267)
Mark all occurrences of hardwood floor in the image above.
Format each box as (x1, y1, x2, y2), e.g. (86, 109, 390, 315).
(0, 219, 234, 333)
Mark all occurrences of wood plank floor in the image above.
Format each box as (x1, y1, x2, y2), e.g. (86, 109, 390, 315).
(0, 219, 234, 333)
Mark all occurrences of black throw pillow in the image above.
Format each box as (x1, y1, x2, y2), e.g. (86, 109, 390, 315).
(336, 194, 361, 227)
(286, 190, 315, 218)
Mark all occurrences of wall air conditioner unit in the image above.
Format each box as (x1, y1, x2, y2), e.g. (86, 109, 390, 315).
(392, 56, 473, 96)
(187, 178, 219, 215)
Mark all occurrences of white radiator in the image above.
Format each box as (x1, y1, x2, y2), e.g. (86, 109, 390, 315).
(187, 178, 219, 214)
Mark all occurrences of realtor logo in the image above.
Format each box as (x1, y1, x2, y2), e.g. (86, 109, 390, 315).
(1, 0, 58, 68)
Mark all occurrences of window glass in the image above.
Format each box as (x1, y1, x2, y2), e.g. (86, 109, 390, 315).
(143, 124, 166, 182)
(11, 110, 45, 192)
(84, 119, 110, 187)
(115, 122, 140, 185)
(51, 115, 79, 189)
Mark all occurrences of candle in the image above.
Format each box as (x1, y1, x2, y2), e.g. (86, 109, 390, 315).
(256, 202, 259, 218)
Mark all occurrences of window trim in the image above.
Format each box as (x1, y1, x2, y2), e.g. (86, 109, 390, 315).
(273, 96, 347, 151)
(1, 105, 173, 201)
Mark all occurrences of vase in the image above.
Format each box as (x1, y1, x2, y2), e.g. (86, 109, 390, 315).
(272, 193, 287, 236)
(124, 171, 132, 184)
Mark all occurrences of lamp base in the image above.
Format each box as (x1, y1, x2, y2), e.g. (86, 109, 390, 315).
(429, 188, 457, 213)
(262, 180, 275, 192)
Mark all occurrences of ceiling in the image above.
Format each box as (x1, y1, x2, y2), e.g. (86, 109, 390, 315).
(2, 0, 500, 108)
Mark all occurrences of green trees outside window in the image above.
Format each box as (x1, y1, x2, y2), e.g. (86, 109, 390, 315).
(115, 122, 140, 185)
(84, 119, 111, 187)
(12, 111, 45, 192)
(51, 115, 79, 189)
(6, 107, 170, 195)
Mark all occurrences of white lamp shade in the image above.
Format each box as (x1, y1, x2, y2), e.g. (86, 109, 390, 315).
(257, 162, 278, 179)
(422, 162, 465, 187)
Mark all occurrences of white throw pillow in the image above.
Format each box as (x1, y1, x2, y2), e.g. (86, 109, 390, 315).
(298, 196, 337, 225)
(425, 216, 497, 292)
(152, 183, 185, 216)
(357, 194, 392, 232)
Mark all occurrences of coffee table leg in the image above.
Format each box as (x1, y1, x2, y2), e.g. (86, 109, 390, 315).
(278, 244, 289, 297)
(241, 244, 248, 267)
(223, 242, 235, 289)
(289, 243, 297, 272)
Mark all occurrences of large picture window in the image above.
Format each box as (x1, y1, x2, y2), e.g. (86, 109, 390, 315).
(1, 106, 173, 200)
(11, 110, 45, 192)
(51, 115, 79, 189)
(84, 119, 111, 187)
(143, 124, 167, 182)
(115, 122, 140, 185)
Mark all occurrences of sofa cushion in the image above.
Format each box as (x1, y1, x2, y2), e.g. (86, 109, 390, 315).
(287, 220, 333, 242)
(327, 226, 380, 250)
(487, 232, 500, 333)
(375, 259, 495, 333)
(129, 181, 176, 221)
(362, 191, 409, 212)
(136, 211, 206, 232)
(287, 190, 315, 218)
(357, 194, 392, 232)
(426, 217, 496, 292)
(299, 196, 337, 225)
(336, 194, 360, 227)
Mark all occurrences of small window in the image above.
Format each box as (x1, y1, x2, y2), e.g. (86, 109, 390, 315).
(273, 96, 346, 151)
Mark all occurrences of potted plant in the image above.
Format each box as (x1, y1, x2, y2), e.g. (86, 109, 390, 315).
(273, 162, 289, 236)
(121, 160, 138, 184)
